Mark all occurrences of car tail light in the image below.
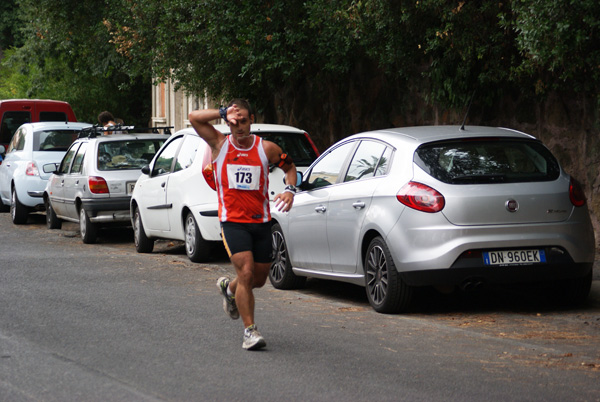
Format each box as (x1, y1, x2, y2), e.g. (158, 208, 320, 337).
(397, 181, 445, 213)
(88, 176, 109, 194)
(25, 162, 40, 176)
(569, 177, 586, 207)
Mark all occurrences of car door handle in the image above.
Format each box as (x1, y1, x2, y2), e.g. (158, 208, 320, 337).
(315, 205, 327, 213)
(353, 201, 366, 209)
(161, 182, 166, 188)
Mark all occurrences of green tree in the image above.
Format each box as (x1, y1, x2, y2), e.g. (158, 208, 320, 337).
(4, 0, 150, 125)
(507, 0, 600, 94)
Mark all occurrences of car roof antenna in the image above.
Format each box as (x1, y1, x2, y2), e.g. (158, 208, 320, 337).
(460, 89, 477, 131)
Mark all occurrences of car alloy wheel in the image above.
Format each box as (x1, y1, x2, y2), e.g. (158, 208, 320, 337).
(269, 223, 305, 289)
(365, 236, 412, 313)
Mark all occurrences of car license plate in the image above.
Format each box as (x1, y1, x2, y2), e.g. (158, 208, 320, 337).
(127, 182, 136, 194)
(483, 249, 546, 266)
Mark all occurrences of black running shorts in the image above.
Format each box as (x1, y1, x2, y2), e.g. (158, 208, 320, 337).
(220, 221, 273, 263)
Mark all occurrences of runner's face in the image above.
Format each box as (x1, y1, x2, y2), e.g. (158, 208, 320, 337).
(228, 108, 253, 141)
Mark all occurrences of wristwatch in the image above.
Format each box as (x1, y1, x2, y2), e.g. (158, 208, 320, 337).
(284, 185, 297, 194)
(219, 107, 228, 123)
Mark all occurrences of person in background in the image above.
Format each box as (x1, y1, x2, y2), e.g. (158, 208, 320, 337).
(98, 111, 117, 135)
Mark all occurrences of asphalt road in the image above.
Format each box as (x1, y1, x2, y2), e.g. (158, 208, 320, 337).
(0, 213, 599, 401)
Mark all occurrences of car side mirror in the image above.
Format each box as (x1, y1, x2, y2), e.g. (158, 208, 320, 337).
(43, 163, 59, 174)
(283, 171, 303, 186)
(0, 145, 5, 155)
(141, 165, 150, 175)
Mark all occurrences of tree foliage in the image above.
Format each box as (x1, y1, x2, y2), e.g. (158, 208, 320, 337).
(1, 0, 150, 125)
(2, 0, 599, 140)
(506, 0, 600, 93)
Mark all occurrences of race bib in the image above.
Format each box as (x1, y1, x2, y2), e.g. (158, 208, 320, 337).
(227, 164, 261, 190)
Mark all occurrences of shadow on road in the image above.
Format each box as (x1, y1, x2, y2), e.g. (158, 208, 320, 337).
(292, 278, 600, 315)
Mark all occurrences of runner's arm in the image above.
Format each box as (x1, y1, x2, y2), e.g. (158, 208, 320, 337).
(188, 109, 226, 153)
(264, 140, 297, 212)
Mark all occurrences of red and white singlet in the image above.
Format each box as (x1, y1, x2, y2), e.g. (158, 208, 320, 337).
(213, 135, 270, 223)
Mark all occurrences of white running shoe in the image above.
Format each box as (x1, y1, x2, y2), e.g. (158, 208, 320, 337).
(243, 325, 266, 350)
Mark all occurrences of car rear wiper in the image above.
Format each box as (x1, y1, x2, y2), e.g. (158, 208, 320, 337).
(451, 174, 507, 183)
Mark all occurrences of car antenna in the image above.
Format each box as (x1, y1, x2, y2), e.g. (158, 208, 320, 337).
(460, 89, 477, 131)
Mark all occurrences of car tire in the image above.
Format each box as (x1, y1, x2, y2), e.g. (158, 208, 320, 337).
(269, 223, 306, 289)
(364, 236, 413, 313)
(133, 207, 154, 253)
(45, 198, 62, 229)
(184, 211, 211, 262)
(10, 187, 29, 224)
(79, 207, 98, 244)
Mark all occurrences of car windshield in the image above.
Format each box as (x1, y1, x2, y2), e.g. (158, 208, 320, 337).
(98, 139, 166, 171)
(256, 132, 318, 167)
(414, 138, 561, 184)
(34, 130, 79, 151)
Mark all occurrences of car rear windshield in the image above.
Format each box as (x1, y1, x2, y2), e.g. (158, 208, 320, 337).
(414, 138, 561, 184)
(98, 139, 166, 171)
(256, 132, 318, 167)
(34, 130, 79, 151)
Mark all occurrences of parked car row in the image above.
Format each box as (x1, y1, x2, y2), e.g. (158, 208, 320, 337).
(1, 120, 595, 313)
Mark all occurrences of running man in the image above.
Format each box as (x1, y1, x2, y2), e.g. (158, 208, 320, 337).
(189, 99, 297, 350)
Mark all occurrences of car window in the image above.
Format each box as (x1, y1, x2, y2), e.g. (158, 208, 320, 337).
(6, 127, 25, 153)
(174, 135, 201, 172)
(344, 140, 388, 182)
(71, 142, 87, 174)
(152, 136, 183, 176)
(375, 147, 393, 176)
(414, 138, 561, 184)
(59, 143, 80, 174)
(257, 132, 318, 167)
(34, 130, 79, 151)
(39, 111, 68, 122)
(1, 111, 31, 144)
(306, 141, 356, 189)
(98, 138, 167, 171)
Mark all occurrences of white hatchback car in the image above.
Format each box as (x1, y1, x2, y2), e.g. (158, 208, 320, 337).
(44, 127, 170, 243)
(270, 125, 595, 313)
(0, 121, 91, 224)
(130, 124, 319, 262)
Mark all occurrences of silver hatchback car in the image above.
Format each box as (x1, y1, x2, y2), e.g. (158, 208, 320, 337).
(44, 126, 170, 243)
(270, 125, 595, 313)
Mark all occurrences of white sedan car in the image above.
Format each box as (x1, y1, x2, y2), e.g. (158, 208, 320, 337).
(0, 121, 91, 223)
(130, 124, 319, 262)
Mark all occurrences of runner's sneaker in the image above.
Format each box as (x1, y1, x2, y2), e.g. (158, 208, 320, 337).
(243, 325, 266, 350)
(217, 277, 239, 320)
